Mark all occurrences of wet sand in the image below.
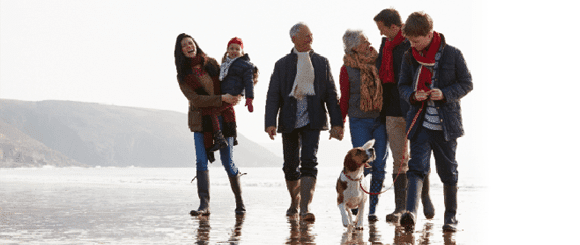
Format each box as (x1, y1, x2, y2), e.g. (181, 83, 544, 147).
(0, 167, 493, 244)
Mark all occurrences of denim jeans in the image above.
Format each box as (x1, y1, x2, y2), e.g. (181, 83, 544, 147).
(407, 126, 458, 186)
(194, 116, 239, 177)
(349, 117, 388, 179)
(281, 126, 321, 181)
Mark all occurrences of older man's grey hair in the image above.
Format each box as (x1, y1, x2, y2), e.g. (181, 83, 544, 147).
(343, 29, 364, 54)
(290, 22, 308, 39)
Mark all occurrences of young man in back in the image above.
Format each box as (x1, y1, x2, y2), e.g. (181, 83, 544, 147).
(374, 8, 435, 223)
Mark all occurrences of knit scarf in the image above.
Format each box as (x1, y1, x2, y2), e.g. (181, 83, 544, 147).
(412, 32, 441, 93)
(379, 30, 405, 84)
(343, 47, 383, 112)
(289, 48, 316, 100)
(219, 56, 239, 81)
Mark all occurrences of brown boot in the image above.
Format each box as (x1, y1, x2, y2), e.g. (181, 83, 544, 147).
(299, 176, 316, 221)
(190, 170, 210, 216)
(228, 174, 245, 215)
(285, 180, 300, 216)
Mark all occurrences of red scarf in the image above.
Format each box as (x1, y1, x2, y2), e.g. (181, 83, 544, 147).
(412, 32, 441, 92)
(379, 30, 405, 84)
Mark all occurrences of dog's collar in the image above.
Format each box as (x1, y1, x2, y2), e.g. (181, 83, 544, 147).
(342, 170, 362, 182)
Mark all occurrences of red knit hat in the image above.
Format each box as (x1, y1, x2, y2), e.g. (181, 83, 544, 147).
(227, 37, 243, 49)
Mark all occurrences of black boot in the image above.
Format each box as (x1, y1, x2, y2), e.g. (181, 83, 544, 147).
(386, 173, 407, 222)
(190, 170, 210, 216)
(422, 173, 435, 219)
(442, 185, 458, 232)
(368, 175, 385, 222)
(208, 130, 228, 152)
(400, 175, 423, 231)
(228, 173, 246, 215)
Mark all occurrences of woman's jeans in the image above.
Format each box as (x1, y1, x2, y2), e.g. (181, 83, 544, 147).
(194, 116, 239, 177)
(349, 117, 388, 179)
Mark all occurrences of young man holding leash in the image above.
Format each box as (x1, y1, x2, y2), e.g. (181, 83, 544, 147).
(398, 12, 473, 232)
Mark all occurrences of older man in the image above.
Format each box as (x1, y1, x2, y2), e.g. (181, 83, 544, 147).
(265, 22, 344, 221)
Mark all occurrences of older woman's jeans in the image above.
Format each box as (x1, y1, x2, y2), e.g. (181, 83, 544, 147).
(407, 126, 458, 186)
(194, 116, 239, 177)
(282, 125, 321, 181)
(349, 117, 388, 179)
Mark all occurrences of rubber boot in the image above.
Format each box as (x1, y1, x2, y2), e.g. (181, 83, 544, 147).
(368, 175, 385, 222)
(400, 175, 423, 231)
(228, 174, 246, 215)
(190, 170, 210, 216)
(299, 176, 316, 221)
(422, 172, 435, 219)
(442, 185, 458, 232)
(208, 130, 228, 152)
(285, 180, 301, 216)
(386, 173, 407, 222)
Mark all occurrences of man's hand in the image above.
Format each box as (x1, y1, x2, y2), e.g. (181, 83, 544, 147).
(430, 88, 444, 101)
(266, 126, 276, 140)
(329, 126, 344, 141)
(414, 90, 430, 101)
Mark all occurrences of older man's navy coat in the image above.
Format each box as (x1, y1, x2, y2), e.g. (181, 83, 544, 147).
(265, 50, 343, 133)
(398, 34, 473, 141)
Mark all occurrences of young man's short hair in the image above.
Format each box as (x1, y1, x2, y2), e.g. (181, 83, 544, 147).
(374, 8, 402, 27)
(402, 12, 433, 37)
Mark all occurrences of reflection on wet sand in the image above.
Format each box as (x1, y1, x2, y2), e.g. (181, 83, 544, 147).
(193, 215, 211, 244)
(286, 214, 315, 244)
(227, 215, 245, 244)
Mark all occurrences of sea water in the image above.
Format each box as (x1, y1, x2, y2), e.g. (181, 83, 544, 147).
(1, 166, 490, 244)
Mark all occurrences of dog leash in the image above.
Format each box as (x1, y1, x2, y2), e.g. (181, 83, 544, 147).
(360, 102, 425, 195)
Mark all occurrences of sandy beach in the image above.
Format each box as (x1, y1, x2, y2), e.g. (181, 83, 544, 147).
(2, 166, 494, 244)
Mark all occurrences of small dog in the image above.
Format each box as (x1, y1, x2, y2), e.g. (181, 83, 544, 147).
(336, 139, 376, 229)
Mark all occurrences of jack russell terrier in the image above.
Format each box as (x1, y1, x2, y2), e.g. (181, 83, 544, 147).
(336, 139, 376, 229)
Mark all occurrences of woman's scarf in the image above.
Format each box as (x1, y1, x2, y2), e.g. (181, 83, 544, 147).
(412, 32, 441, 93)
(379, 30, 405, 84)
(289, 48, 316, 100)
(219, 56, 239, 81)
(343, 47, 383, 112)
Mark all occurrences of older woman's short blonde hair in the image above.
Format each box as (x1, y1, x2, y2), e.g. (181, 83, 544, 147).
(343, 29, 364, 54)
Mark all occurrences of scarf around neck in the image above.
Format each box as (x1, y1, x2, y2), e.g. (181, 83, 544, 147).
(289, 48, 315, 100)
(412, 31, 441, 93)
(343, 47, 383, 112)
(219, 56, 240, 81)
(379, 30, 405, 84)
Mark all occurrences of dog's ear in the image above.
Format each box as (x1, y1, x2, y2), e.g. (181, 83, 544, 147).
(344, 151, 358, 172)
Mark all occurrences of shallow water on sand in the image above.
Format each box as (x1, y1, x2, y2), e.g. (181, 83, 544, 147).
(1, 166, 491, 244)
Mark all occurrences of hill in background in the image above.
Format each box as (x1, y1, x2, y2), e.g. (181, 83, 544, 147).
(0, 99, 281, 168)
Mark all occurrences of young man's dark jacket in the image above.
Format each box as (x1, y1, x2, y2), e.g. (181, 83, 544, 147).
(398, 34, 473, 141)
(265, 49, 343, 133)
(376, 37, 411, 121)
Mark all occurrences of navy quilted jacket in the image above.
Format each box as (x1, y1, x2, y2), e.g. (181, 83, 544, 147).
(221, 54, 255, 99)
(399, 34, 473, 141)
(265, 49, 343, 133)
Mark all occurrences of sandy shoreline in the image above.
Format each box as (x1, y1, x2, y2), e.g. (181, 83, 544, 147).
(1, 167, 496, 244)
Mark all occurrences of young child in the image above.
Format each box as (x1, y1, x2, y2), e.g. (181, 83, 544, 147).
(220, 37, 257, 112)
(200, 37, 258, 152)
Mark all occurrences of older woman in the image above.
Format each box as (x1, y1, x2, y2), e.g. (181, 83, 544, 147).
(174, 33, 245, 216)
(339, 30, 388, 222)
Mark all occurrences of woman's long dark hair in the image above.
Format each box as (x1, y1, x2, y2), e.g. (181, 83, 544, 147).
(174, 33, 220, 83)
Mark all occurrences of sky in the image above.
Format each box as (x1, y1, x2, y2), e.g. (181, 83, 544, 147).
(2, 0, 580, 240)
